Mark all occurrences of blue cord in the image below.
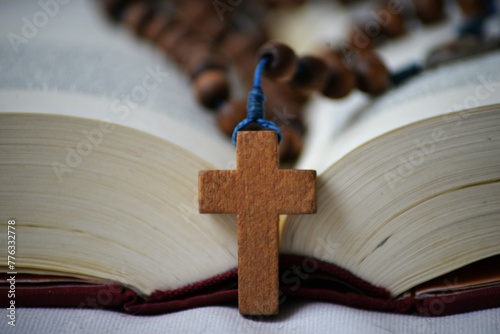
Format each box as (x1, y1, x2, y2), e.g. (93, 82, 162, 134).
(253, 55, 268, 89)
(390, 63, 423, 86)
(232, 56, 283, 145)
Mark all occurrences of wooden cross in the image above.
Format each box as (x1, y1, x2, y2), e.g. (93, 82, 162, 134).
(198, 131, 316, 315)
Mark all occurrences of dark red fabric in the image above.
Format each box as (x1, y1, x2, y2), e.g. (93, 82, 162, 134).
(283, 286, 416, 314)
(1, 255, 499, 316)
(126, 289, 238, 315)
(148, 269, 238, 302)
(1, 283, 133, 310)
(280, 254, 391, 299)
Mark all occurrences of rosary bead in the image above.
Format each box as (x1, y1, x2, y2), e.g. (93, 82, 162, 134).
(216, 100, 248, 136)
(377, 2, 406, 38)
(348, 2, 407, 50)
(320, 51, 357, 99)
(289, 55, 329, 92)
(193, 69, 230, 110)
(414, 0, 445, 24)
(257, 41, 298, 82)
(122, 2, 153, 35)
(348, 20, 377, 51)
(352, 50, 390, 95)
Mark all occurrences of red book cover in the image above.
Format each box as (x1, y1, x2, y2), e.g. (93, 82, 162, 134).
(2, 255, 499, 316)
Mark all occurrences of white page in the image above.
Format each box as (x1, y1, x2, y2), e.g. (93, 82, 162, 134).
(302, 51, 500, 172)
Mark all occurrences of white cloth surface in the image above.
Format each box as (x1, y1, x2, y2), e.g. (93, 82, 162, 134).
(1, 302, 499, 334)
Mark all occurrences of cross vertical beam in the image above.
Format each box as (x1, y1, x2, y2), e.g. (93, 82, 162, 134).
(199, 131, 316, 315)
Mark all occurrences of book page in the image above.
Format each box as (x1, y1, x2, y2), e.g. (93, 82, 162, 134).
(0, 0, 235, 167)
(301, 51, 500, 172)
(0, 2, 239, 294)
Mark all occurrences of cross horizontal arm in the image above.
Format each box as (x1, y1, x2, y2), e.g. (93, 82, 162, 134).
(275, 170, 317, 214)
(199, 170, 238, 214)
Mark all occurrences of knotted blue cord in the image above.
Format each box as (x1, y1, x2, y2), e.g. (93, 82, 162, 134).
(232, 56, 282, 145)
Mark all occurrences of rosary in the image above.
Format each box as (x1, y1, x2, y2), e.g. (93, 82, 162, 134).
(101, 0, 498, 165)
(101, 0, 498, 315)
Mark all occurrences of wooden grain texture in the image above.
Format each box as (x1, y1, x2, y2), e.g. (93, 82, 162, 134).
(199, 131, 316, 315)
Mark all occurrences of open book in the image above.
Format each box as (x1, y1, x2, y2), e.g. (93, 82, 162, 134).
(1, 1, 500, 316)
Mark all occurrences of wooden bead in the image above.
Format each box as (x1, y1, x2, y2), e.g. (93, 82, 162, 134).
(348, 2, 407, 48)
(348, 20, 377, 51)
(414, 0, 445, 24)
(193, 69, 230, 110)
(320, 51, 357, 99)
(352, 50, 390, 95)
(458, 0, 488, 16)
(257, 41, 297, 82)
(377, 2, 406, 38)
(122, 2, 153, 35)
(216, 100, 248, 136)
(289, 55, 329, 92)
